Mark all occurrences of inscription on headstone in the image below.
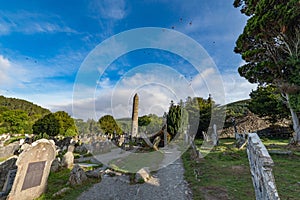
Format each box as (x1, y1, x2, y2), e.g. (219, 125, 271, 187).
(21, 161, 45, 190)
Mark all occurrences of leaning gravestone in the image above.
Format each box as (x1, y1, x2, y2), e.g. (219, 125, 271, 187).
(7, 139, 56, 200)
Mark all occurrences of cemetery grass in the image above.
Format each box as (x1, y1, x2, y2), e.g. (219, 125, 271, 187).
(182, 138, 300, 200)
(36, 168, 100, 200)
(109, 150, 164, 173)
(263, 138, 300, 200)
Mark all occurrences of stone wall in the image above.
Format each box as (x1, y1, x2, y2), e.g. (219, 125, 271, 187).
(247, 133, 280, 200)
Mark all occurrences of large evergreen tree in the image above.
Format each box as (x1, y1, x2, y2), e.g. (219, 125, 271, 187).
(33, 113, 60, 136)
(167, 101, 184, 138)
(98, 115, 122, 135)
(234, 0, 300, 143)
(33, 111, 78, 137)
(185, 96, 214, 138)
(249, 85, 289, 124)
(53, 111, 78, 137)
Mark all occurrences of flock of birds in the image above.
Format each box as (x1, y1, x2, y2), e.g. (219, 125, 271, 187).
(170, 17, 192, 30)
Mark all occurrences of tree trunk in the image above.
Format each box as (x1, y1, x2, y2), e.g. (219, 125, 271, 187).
(290, 107, 300, 143)
(286, 94, 300, 144)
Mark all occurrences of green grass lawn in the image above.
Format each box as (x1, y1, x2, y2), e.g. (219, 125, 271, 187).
(108, 150, 164, 173)
(36, 168, 100, 200)
(182, 138, 300, 200)
(263, 138, 300, 200)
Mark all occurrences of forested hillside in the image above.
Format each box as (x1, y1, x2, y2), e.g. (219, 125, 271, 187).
(0, 95, 50, 117)
(0, 95, 50, 135)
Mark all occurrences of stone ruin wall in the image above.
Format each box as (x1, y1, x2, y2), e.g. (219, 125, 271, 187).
(247, 133, 280, 200)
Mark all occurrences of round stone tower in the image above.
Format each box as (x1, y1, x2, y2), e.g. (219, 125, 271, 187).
(131, 93, 139, 138)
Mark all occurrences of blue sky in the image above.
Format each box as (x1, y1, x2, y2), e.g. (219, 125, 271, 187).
(0, 0, 257, 119)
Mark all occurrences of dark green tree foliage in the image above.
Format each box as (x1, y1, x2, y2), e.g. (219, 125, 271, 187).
(249, 85, 289, 124)
(167, 100, 189, 139)
(33, 113, 60, 136)
(138, 115, 151, 127)
(234, 0, 300, 89)
(53, 111, 78, 137)
(0, 110, 31, 134)
(234, 0, 300, 142)
(166, 97, 213, 139)
(98, 115, 122, 135)
(185, 96, 213, 138)
(225, 100, 250, 119)
(167, 101, 181, 138)
(33, 111, 78, 137)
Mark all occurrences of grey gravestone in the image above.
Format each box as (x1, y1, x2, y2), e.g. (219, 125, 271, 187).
(62, 152, 74, 169)
(0, 156, 17, 192)
(69, 165, 87, 186)
(212, 124, 218, 146)
(7, 139, 56, 200)
(2, 169, 17, 195)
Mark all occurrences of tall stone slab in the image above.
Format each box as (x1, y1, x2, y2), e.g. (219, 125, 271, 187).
(131, 93, 139, 138)
(8, 139, 56, 200)
(247, 133, 280, 200)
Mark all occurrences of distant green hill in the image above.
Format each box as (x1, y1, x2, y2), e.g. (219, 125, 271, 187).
(225, 99, 250, 118)
(0, 95, 50, 135)
(0, 95, 50, 117)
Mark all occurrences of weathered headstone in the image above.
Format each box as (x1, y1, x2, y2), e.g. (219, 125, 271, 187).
(50, 158, 61, 172)
(62, 149, 74, 169)
(212, 124, 219, 146)
(61, 144, 75, 169)
(140, 132, 153, 148)
(68, 165, 87, 186)
(0, 142, 20, 159)
(0, 156, 17, 193)
(247, 133, 280, 200)
(7, 139, 56, 200)
(1, 169, 17, 196)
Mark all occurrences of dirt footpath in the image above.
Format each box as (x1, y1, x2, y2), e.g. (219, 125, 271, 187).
(77, 158, 193, 200)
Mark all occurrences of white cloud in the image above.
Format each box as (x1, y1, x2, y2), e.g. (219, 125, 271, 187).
(89, 0, 127, 20)
(190, 67, 226, 104)
(222, 64, 257, 104)
(51, 63, 257, 120)
(59, 63, 198, 120)
(0, 52, 78, 111)
(0, 11, 77, 35)
(0, 55, 11, 84)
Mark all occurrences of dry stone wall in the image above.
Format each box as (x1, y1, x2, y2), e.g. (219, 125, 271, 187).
(247, 133, 280, 200)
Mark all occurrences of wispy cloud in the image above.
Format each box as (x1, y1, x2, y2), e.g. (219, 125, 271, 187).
(222, 61, 257, 104)
(0, 55, 12, 84)
(89, 0, 127, 20)
(0, 10, 77, 35)
(0, 52, 77, 110)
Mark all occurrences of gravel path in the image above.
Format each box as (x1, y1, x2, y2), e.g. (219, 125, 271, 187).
(77, 158, 193, 200)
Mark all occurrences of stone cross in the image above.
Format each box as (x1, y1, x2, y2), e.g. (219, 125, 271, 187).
(8, 139, 56, 200)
